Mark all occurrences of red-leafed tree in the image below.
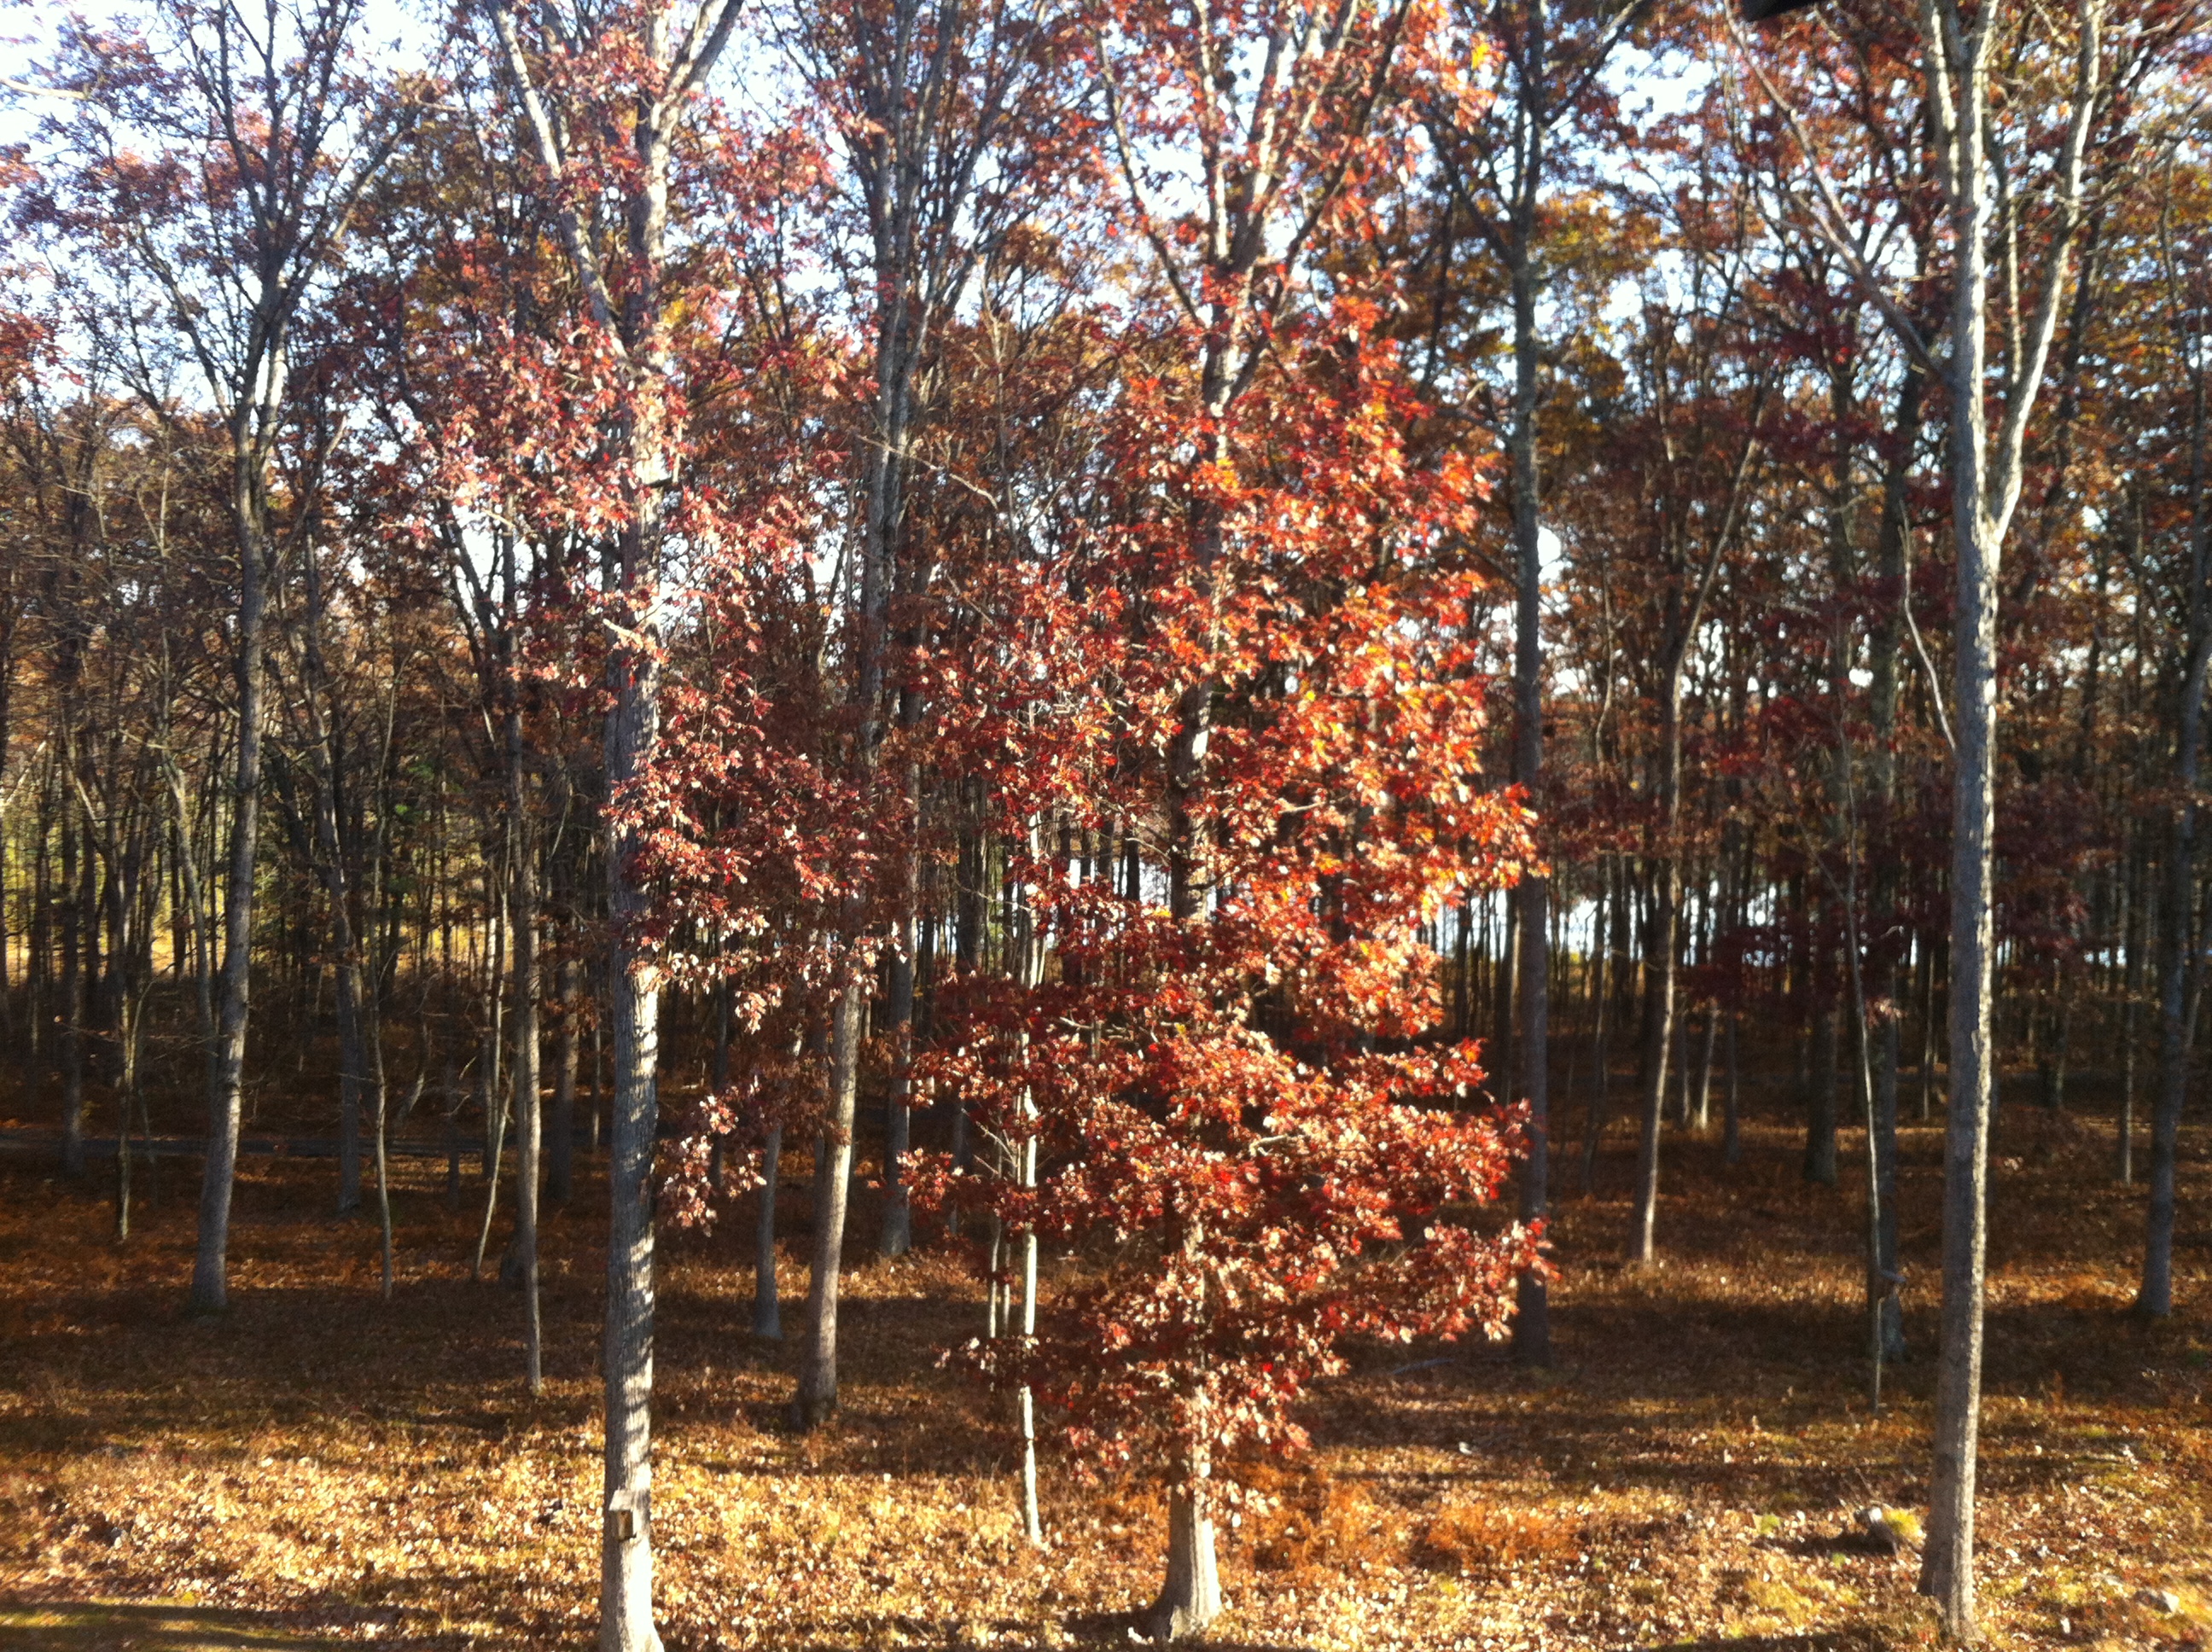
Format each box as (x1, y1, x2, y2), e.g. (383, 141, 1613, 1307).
(910, 290, 1543, 1634)
(843, 2, 1547, 1634)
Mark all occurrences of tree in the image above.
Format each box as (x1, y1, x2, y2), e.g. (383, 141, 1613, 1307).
(475, 1, 741, 1644)
(28, 0, 417, 1311)
(1735, 0, 2147, 1632)
(2133, 140, 2209, 1321)
(911, 288, 1541, 1635)
(767, 0, 1086, 1420)
(1422, 0, 1644, 1368)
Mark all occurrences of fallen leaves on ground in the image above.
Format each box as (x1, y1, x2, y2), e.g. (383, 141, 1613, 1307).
(2, 1067, 2207, 1650)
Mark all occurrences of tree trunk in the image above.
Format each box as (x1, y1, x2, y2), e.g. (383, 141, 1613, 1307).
(1866, 364, 1922, 1355)
(513, 843, 542, 1392)
(60, 791, 84, 1178)
(189, 507, 269, 1316)
(2137, 239, 2209, 1318)
(600, 626, 666, 1652)
(1016, 1131, 1042, 1545)
(754, 1122, 783, 1340)
(1721, 1009, 1743, 1166)
(28, 770, 50, 1102)
(2117, 837, 2145, 1184)
(880, 818, 917, 1259)
(1580, 863, 1610, 1195)
(2137, 714, 2202, 1323)
(1629, 851, 1678, 1265)
(1630, 697, 1685, 1265)
(550, 951, 579, 1204)
(795, 980, 862, 1428)
(1691, 1009, 1717, 1132)
(1912, 5, 2104, 1631)
(1506, 113, 1551, 1364)
(1920, 499, 2002, 1637)
(1145, 1490, 1223, 1643)
(480, 875, 505, 1179)
(334, 907, 366, 1215)
(1804, 995, 1839, 1185)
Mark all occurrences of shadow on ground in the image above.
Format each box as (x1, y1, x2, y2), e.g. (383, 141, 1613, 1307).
(0, 1601, 397, 1650)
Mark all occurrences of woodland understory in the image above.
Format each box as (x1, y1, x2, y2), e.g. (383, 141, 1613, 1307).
(2, 1028, 2208, 1652)
(5, 0, 2212, 1643)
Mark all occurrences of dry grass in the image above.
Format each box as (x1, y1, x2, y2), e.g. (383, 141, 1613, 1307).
(2, 1056, 2209, 1651)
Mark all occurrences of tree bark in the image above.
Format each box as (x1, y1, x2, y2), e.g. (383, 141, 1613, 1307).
(189, 497, 270, 1317)
(510, 701, 544, 1394)
(60, 787, 84, 1179)
(1918, 10, 2104, 1631)
(600, 621, 666, 1652)
(795, 980, 863, 1427)
(1146, 1489, 1223, 1643)
(1868, 363, 1925, 1355)
(1630, 701, 1684, 1265)
(1803, 994, 1839, 1185)
(1507, 137, 1551, 1362)
(880, 815, 917, 1258)
(753, 1122, 783, 1340)
(550, 944, 579, 1204)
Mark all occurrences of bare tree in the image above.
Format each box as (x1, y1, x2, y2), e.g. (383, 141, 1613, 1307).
(37, 0, 416, 1312)
(1736, 0, 2115, 1633)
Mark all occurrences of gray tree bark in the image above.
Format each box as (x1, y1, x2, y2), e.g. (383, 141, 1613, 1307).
(189, 488, 269, 1316)
(509, 687, 544, 1395)
(1909, 7, 2103, 1634)
(795, 982, 863, 1427)
(481, 3, 740, 1640)
(1146, 1490, 1223, 1643)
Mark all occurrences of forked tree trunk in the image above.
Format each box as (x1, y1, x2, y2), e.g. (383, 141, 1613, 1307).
(476, 1, 728, 1620)
(1897, 3, 2104, 1635)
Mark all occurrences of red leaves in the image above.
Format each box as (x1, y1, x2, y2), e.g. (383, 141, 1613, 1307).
(905, 296, 1539, 1513)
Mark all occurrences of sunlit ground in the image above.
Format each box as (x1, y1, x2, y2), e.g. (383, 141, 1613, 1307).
(3, 1062, 2208, 1650)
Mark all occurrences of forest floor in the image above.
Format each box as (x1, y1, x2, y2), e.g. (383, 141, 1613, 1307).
(2, 1061, 2209, 1652)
